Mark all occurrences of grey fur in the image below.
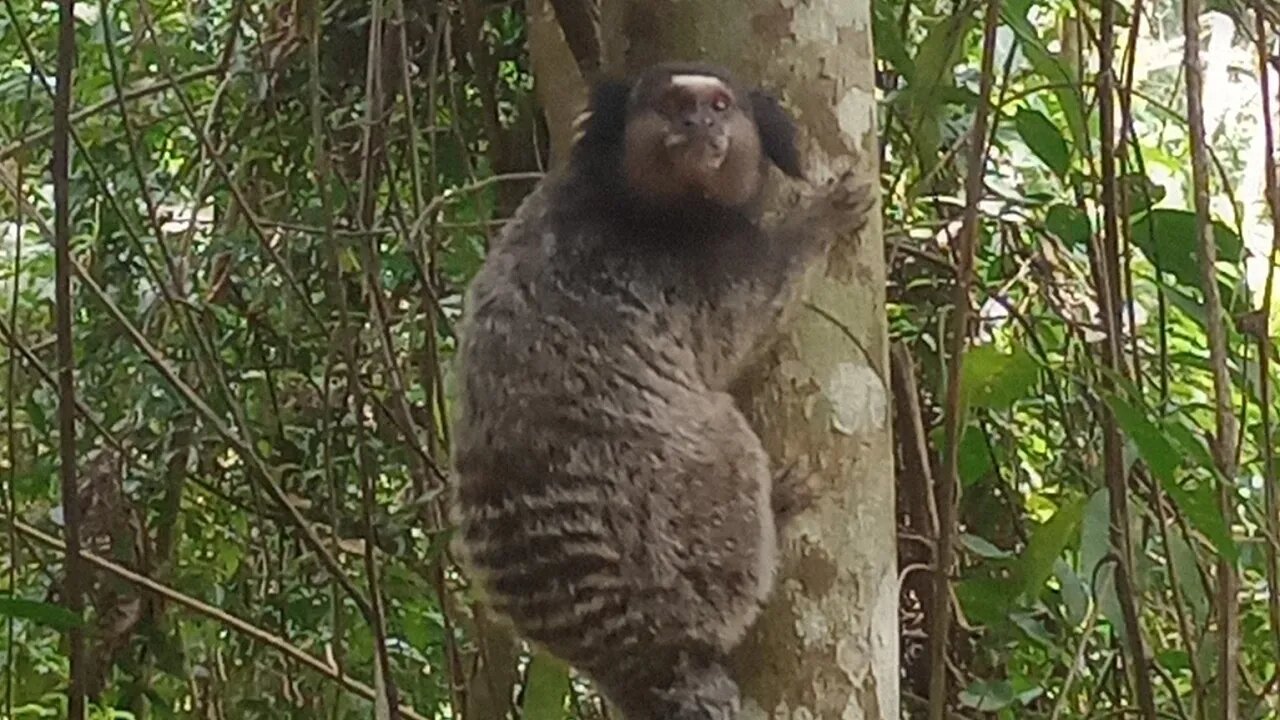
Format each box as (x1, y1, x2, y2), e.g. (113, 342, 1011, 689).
(450, 63, 874, 720)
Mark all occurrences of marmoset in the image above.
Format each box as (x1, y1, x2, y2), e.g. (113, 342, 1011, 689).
(451, 61, 874, 720)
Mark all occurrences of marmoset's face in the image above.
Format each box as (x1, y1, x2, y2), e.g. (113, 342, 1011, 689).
(622, 72, 764, 209)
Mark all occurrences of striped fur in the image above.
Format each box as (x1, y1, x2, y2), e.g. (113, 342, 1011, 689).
(450, 62, 874, 720)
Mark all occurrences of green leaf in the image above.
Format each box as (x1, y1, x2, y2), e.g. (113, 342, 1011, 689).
(1129, 208, 1243, 290)
(961, 533, 1013, 559)
(1078, 487, 1146, 640)
(1017, 497, 1085, 598)
(1163, 480, 1237, 562)
(1016, 684, 1047, 706)
(906, 13, 977, 171)
(0, 596, 83, 631)
(1165, 415, 1217, 472)
(872, 2, 914, 78)
(929, 423, 994, 486)
(1010, 612, 1058, 650)
(956, 577, 1013, 627)
(1105, 394, 1180, 483)
(1196, 629, 1221, 681)
(912, 13, 973, 104)
(1157, 649, 1192, 671)
(959, 680, 1016, 711)
(1167, 530, 1210, 627)
(1080, 489, 1111, 584)
(961, 345, 1039, 411)
(1094, 562, 1128, 643)
(1014, 107, 1071, 175)
(1045, 204, 1092, 247)
(402, 609, 439, 650)
(958, 426, 994, 486)
(1054, 559, 1089, 626)
(1001, 0, 1087, 149)
(1119, 174, 1165, 214)
(522, 651, 571, 720)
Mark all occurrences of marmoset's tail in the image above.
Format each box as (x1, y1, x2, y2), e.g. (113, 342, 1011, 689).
(599, 651, 740, 720)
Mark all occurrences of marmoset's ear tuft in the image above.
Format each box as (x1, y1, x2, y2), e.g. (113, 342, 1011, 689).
(749, 89, 804, 179)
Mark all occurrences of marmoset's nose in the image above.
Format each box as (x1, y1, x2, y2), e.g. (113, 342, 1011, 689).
(682, 106, 717, 129)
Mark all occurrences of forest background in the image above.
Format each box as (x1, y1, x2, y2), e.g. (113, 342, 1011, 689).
(1, 0, 1278, 718)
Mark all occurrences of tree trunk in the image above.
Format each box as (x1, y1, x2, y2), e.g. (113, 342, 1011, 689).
(528, 0, 589, 169)
(598, 3, 898, 718)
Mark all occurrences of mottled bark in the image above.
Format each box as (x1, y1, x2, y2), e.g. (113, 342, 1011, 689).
(600, 3, 897, 718)
(528, 0, 589, 169)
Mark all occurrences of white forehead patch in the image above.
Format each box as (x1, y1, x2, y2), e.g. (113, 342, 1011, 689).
(668, 74, 728, 92)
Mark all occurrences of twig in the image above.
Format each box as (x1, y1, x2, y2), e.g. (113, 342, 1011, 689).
(929, 2, 1002, 719)
(70, 257, 377, 624)
(0, 302, 267, 526)
(3, 47, 38, 718)
(890, 344, 939, 539)
(407, 171, 546, 241)
(354, 0, 402, 714)
(1049, 598, 1101, 720)
(6, 518, 430, 720)
(52, 0, 86, 715)
(1150, 469, 1208, 720)
(1182, 2, 1241, 718)
(2, 1, 243, 440)
(1249, 0, 1280, 676)
(0, 65, 220, 163)
(134, 13, 327, 334)
(306, 2, 351, 716)
(1098, 0, 1158, 715)
(418, 6, 469, 710)
(545, 0, 601, 79)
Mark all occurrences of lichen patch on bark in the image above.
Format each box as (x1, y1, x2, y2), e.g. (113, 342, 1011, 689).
(836, 86, 877, 148)
(823, 362, 887, 436)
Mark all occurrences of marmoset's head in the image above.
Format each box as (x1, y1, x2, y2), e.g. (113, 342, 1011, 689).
(570, 62, 804, 211)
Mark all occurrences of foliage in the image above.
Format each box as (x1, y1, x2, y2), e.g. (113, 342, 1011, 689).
(0, 0, 1278, 718)
(2, 0, 546, 716)
(883, 0, 1280, 717)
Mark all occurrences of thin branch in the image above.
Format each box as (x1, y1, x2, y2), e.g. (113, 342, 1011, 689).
(929, 3, 1002, 719)
(354, 0, 402, 713)
(94, 1, 249, 509)
(2, 0, 244, 444)
(69, 256, 376, 623)
(307, 0, 352, 715)
(889, 344, 939, 540)
(0, 65, 220, 163)
(1182, 2, 1241, 719)
(1098, 0, 1158, 715)
(1151, 469, 1208, 720)
(3, 54, 38, 720)
(132, 13, 328, 334)
(1250, 0, 1280, 675)
(6, 518, 430, 720)
(546, 0, 601, 79)
(407, 171, 546, 241)
(417, 6, 468, 709)
(0, 157, 367, 622)
(52, 0, 86, 714)
(0, 172, 287, 528)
